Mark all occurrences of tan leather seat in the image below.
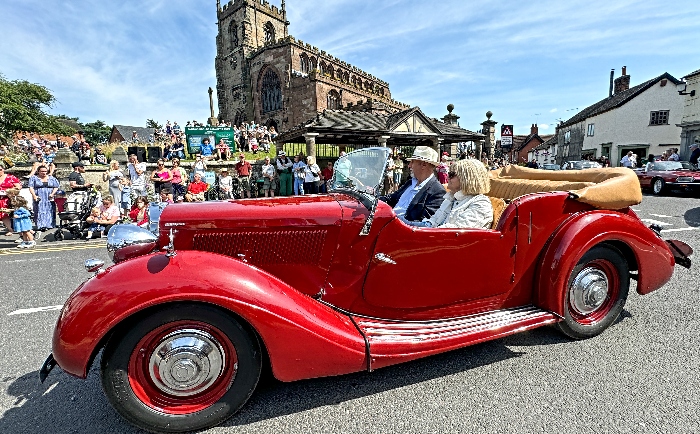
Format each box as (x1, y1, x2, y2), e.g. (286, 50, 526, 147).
(488, 196, 507, 230)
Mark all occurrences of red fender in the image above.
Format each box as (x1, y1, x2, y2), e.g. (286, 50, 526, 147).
(53, 251, 367, 382)
(536, 211, 674, 316)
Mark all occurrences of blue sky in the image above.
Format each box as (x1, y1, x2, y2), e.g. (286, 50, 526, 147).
(1, 0, 699, 136)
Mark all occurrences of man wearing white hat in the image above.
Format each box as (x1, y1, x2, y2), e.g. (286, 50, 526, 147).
(382, 146, 444, 222)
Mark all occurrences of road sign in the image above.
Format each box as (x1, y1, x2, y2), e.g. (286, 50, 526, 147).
(501, 124, 514, 149)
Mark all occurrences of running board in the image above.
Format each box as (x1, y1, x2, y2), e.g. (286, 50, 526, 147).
(351, 306, 559, 371)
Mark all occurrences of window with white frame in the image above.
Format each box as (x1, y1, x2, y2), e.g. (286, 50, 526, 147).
(564, 130, 571, 144)
(649, 110, 669, 125)
(587, 123, 595, 136)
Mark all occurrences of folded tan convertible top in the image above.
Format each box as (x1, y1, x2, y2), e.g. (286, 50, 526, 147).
(488, 165, 642, 210)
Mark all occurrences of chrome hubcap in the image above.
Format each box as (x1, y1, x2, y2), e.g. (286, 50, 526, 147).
(654, 180, 662, 193)
(148, 329, 226, 397)
(569, 267, 609, 315)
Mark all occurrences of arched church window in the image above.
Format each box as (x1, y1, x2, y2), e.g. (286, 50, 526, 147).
(229, 21, 239, 50)
(309, 57, 317, 70)
(327, 90, 341, 110)
(343, 72, 350, 83)
(300, 54, 309, 74)
(319, 61, 326, 75)
(327, 64, 335, 79)
(264, 22, 275, 44)
(261, 68, 283, 114)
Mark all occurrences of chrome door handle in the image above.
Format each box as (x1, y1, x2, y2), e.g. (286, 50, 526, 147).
(374, 253, 396, 265)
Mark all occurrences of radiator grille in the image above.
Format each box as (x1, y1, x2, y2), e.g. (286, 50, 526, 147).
(192, 230, 327, 265)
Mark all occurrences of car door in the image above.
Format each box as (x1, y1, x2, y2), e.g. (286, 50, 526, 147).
(637, 167, 653, 188)
(362, 218, 516, 310)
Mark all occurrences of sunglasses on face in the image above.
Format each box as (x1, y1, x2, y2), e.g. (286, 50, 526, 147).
(448, 171, 457, 179)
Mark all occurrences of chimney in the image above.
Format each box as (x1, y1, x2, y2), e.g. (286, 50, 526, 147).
(531, 124, 538, 135)
(613, 66, 630, 95)
(609, 69, 615, 97)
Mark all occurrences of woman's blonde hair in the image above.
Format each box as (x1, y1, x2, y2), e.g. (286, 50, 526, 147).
(452, 159, 490, 195)
(110, 160, 119, 170)
(102, 195, 114, 204)
(306, 155, 316, 165)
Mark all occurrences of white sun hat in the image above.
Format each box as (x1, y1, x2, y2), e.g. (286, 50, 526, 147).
(406, 146, 439, 166)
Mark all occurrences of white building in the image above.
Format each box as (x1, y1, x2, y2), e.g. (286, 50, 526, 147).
(556, 68, 684, 167)
(677, 68, 700, 160)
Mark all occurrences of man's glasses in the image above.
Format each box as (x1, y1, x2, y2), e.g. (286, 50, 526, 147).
(448, 171, 457, 179)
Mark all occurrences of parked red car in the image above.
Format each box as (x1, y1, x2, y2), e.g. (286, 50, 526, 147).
(635, 160, 700, 195)
(41, 148, 692, 433)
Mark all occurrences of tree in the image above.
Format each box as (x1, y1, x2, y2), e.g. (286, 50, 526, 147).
(0, 73, 74, 144)
(146, 119, 162, 130)
(80, 120, 112, 145)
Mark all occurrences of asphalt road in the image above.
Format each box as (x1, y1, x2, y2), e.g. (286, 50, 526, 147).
(0, 193, 698, 434)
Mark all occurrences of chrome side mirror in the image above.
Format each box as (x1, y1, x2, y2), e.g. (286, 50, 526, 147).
(107, 224, 158, 263)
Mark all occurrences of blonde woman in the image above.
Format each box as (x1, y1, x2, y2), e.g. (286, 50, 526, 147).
(304, 155, 321, 194)
(102, 160, 124, 203)
(400, 159, 493, 229)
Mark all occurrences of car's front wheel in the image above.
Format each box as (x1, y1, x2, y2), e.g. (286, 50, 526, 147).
(652, 177, 666, 195)
(101, 304, 261, 433)
(556, 245, 629, 340)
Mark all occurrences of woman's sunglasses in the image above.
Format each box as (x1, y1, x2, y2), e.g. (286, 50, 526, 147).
(448, 171, 457, 179)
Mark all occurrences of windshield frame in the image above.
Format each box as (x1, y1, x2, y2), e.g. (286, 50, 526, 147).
(329, 147, 391, 207)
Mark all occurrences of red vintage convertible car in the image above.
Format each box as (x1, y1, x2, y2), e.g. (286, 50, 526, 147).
(41, 148, 692, 433)
(635, 160, 700, 195)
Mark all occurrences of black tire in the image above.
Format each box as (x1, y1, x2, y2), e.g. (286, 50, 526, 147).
(101, 304, 262, 433)
(555, 245, 629, 340)
(652, 177, 666, 195)
(53, 230, 63, 241)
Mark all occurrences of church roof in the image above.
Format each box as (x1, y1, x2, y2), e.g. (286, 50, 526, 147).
(276, 107, 484, 145)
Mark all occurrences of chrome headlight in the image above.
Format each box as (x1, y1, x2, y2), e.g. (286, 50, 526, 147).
(676, 176, 694, 183)
(107, 224, 158, 263)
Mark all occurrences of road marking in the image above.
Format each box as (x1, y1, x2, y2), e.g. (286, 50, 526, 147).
(0, 244, 104, 256)
(649, 214, 674, 218)
(8, 305, 63, 316)
(641, 219, 673, 226)
(1, 256, 60, 263)
(661, 227, 699, 233)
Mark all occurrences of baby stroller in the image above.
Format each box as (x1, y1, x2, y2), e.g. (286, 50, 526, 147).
(54, 189, 102, 241)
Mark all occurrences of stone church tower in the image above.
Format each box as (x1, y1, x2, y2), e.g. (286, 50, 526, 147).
(215, 0, 408, 132)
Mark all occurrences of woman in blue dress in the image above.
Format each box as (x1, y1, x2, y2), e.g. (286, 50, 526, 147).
(29, 165, 60, 230)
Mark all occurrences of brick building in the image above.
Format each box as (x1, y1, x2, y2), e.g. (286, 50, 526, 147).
(214, 0, 409, 133)
(504, 124, 553, 163)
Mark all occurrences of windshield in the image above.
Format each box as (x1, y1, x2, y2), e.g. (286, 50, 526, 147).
(651, 161, 693, 171)
(330, 147, 390, 196)
(578, 161, 601, 169)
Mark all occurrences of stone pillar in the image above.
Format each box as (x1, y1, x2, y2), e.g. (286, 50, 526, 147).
(208, 87, 219, 127)
(377, 135, 391, 148)
(480, 111, 497, 161)
(52, 147, 79, 192)
(110, 145, 128, 164)
(304, 133, 319, 158)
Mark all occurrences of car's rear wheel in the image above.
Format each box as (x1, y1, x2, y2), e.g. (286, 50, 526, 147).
(652, 177, 666, 195)
(101, 304, 261, 433)
(556, 245, 629, 340)
(53, 230, 63, 241)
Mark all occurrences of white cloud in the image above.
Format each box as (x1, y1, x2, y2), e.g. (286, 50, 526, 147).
(538, 124, 550, 130)
(550, 108, 558, 113)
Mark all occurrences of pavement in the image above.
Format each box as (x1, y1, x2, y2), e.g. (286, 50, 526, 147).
(0, 193, 698, 433)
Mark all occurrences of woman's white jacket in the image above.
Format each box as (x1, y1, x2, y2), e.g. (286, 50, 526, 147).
(425, 191, 493, 229)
